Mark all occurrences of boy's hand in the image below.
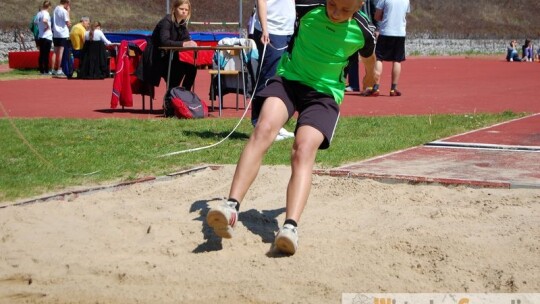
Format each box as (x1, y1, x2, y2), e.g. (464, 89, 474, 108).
(360, 52, 379, 89)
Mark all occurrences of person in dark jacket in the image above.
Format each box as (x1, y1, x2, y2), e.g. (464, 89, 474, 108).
(141, 0, 198, 89)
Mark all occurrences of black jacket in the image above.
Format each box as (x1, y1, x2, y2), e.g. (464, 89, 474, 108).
(78, 40, 109, 79)
(137, 14, 192, 87)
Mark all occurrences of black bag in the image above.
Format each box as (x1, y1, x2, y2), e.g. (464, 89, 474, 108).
(164, 87, 208, 119)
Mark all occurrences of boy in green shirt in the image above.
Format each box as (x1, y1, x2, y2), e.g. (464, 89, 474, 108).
(207, 0, 379, 255)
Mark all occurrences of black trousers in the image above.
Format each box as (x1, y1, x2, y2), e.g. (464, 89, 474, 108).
(38, 38, 52, 73)
(163, 54, 197, 90)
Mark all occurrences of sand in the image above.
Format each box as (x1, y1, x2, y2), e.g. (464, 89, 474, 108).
(0, 165, 539, 303)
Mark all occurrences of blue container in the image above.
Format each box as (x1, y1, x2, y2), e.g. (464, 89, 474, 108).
(104, 31, 238, 43)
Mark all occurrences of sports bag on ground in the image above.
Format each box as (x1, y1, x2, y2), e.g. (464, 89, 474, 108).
(164, 86, 208, 119)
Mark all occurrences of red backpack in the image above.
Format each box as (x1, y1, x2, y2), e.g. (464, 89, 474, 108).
(164, 87, 208, 119)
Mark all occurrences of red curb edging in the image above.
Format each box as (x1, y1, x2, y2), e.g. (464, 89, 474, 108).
(313, 169, 511, 189)
(1, 165, 223, 209)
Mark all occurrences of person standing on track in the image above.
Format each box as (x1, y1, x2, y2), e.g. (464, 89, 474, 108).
(51, 0, 71, 76)
(251, 0, 297, 141)
(362, 0, 410, 97)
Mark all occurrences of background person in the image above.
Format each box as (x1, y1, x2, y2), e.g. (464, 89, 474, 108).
(85, 21, 112, 46)
(251, 0, 296, 141)
(51, 0, 71, 76)
(30, 7, 41, 48)
(521, 39, 534, 62)
(36, 1, 53, 75)
(362, 0, 410, 97)
(140, 0, 197, 90)
(506, 40, 522, 62)
(70, 16, 90, 59)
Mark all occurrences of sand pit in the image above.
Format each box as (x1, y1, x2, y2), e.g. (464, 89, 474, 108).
(0, 165, 539, 303)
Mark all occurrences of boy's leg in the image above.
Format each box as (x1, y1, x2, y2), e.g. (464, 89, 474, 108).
(207, 95, 289, 238)
(285, 125, 324, 222)
(229, 96, 289, 202)
(274, 124, 324, 255)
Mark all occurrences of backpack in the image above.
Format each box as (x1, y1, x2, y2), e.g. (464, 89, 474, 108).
(164, 87, 208, 119)
(29, 14, 39, 40)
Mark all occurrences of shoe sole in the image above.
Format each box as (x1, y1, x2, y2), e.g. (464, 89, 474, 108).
(275, 234, 297, 255)
(206, 209, 234, 238)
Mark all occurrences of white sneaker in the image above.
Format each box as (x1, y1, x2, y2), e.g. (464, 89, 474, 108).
(274, 224, 299, 255)
(275, 134, 285, 141)
(275, 127, 294, 141)
(55, 70, 66, 77)
(206, 200, 238, 238)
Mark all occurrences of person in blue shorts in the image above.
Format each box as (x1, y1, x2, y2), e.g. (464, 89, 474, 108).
(206, 0, 378, 255)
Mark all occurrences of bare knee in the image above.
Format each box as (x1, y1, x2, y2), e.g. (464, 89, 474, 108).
(291, 142, 318, 167)
(253, 120, 278, 142)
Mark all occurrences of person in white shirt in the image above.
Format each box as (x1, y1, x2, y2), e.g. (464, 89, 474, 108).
(85, 21, 112, 45)
(251, 0, 296, 141)
(362, 0, 410, 97)
(37, 1, 53, 75)
(51, 0, 71, 76)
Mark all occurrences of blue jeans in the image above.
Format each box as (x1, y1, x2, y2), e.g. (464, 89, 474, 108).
(252, 29, 291, 124)
(253, 29, 291, 95)
(344, 53, 360, 91)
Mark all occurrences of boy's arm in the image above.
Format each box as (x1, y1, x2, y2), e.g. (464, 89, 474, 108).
(360, 52, 379, 89)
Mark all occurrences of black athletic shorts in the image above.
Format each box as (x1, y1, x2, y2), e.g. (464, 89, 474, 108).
(375, 35, 406, 62)
(253, 76, 340, 149)
(53, 37, 67, 47)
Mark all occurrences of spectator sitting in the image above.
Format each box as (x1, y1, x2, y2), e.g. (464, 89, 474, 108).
(521, 39, 534, 62)
(69, 16, 90, 58)
(506, 40, 522, 62)
(85, 21, 112, 45)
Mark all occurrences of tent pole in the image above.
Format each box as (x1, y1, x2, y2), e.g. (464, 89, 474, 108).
(239, 0, 243, 37)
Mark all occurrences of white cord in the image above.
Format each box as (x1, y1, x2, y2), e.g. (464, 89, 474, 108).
(158, 42, 268, 158)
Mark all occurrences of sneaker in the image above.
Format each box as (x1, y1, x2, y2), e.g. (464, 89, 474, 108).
(55, 70, 66, 77)
(275, 134, 286, 142)
(345, 86, 360, 92)
(206, 200, 238, 238)
(274, 224, 299, 255)
(389, 89, 402, 97)
(40, 71, 52, 76)
(275, 127, 294, 141)
(51, 70, 57, 75)
(360, 87, 380, 97)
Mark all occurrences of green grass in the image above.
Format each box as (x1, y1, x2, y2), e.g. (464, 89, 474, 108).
(0, 111, 522, 203)
(0, 68, 43, 80)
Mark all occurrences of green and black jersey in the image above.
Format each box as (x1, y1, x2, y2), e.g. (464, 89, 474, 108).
(277, 0, 376, 104)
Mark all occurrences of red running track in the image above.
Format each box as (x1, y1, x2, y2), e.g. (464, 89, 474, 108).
(1, 56, 540, 119)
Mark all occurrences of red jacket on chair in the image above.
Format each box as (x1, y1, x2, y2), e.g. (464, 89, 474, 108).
(111, 39, 150, 109)
(110, 40, 132, 108)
